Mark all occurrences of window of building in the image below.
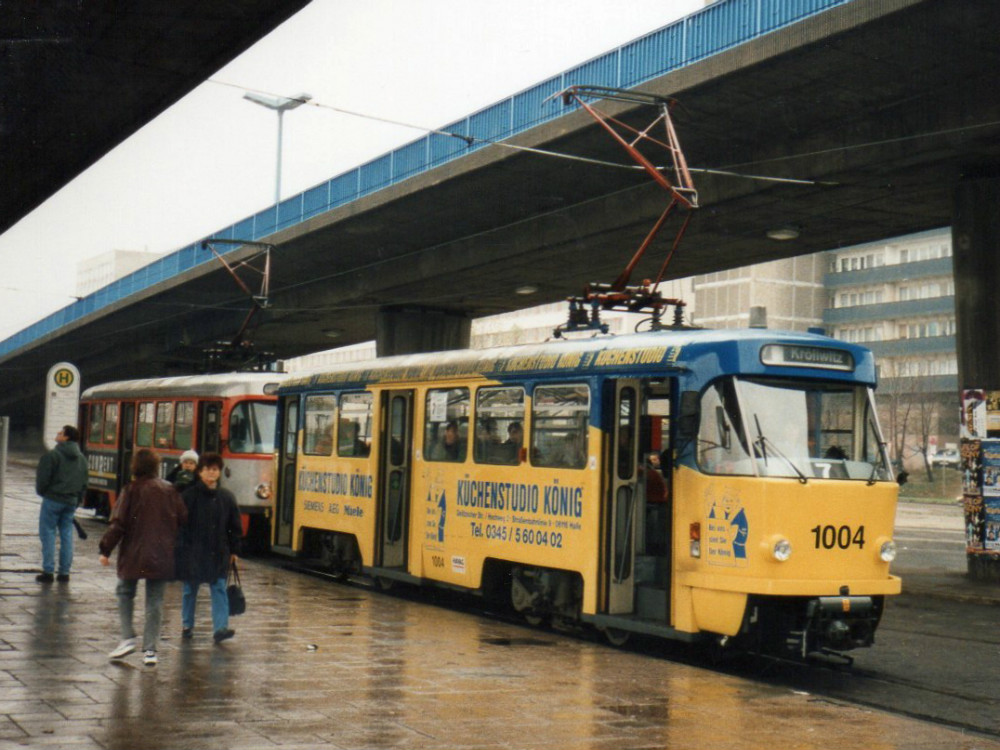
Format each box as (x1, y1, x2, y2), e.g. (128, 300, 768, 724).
(425, 388, 469, 462)
(338, 393, 372, 458)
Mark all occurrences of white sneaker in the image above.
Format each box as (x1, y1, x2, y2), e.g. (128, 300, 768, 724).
(142, 650, 157, 666)
(109, 637, 137, 659)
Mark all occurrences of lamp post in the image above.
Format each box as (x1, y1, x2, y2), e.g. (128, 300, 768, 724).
(243, 91, 312, 205)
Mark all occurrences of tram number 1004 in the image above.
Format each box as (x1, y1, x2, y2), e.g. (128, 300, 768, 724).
(810, 524, 865, 550)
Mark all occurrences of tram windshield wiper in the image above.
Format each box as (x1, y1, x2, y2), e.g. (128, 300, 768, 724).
(866, 418, 888, 486)
(752, 414, 808, 484)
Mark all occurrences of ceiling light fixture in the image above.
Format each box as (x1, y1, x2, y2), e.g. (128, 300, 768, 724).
(766, 225, 800, 241)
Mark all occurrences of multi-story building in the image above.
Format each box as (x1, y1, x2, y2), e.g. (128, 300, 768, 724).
(823, 227, 958, 462)
(691, 254, 827, 331)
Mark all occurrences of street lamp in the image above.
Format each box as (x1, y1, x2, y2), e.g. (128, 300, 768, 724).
(243, 91, 313, 205)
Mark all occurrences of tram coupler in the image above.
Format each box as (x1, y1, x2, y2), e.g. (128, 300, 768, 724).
(802, 595, 879, 657)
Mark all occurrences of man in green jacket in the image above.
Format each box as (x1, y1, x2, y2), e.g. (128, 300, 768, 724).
(36, 425, 89, 583)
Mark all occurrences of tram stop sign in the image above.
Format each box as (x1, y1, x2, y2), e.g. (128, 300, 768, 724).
(43, 362, 81, 450)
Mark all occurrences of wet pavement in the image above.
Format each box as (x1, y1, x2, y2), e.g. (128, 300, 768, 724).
(2, 458, 999, 750)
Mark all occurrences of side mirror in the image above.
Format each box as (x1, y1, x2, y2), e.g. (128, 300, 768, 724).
(896, 470, 909, 486)
(678, 391, 699, 441)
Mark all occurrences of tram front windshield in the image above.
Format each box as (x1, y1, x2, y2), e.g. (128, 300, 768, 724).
(697, 377, 892, 481)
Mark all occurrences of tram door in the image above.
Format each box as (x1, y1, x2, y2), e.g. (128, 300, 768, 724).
(377, 390, 413, 568)
(116, 402, 136, 490)
(199, 401, 222, 455)
(273, 396, 299, 549)
(607, 379, 640, 614)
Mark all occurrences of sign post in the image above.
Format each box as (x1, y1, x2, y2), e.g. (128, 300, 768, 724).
(43, 362, 81, 450)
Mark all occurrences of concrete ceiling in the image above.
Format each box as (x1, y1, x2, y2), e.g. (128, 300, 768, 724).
(3, 0, 999, 431)
(0, 1, 310, 236)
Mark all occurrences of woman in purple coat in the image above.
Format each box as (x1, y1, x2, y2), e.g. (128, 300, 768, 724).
(99, 449, 187, 666)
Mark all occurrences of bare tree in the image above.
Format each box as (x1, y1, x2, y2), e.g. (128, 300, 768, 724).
(878, 369, 941, 481)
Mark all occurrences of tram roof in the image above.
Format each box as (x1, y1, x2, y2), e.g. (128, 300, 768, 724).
(81, 371, 291, 401)
(282, 328, 876, 392)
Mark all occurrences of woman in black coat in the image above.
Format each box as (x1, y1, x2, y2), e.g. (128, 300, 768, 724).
(178, 452, 242, 643)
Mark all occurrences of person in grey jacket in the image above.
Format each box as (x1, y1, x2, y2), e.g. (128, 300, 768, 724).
(35, 425, 89, 583)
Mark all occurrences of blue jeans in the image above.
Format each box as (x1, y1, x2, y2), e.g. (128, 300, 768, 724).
(181, 578, 229, 633)
(39, 498, 76, 575)
(116, 579, 167, 652)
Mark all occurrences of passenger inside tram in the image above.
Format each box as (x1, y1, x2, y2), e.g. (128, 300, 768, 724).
(429, 420, 464, 462)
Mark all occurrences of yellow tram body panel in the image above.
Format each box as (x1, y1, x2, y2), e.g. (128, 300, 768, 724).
(671, 466, 900, 636)
(291, 453, 379, 559)
(410, 422, 605, 615)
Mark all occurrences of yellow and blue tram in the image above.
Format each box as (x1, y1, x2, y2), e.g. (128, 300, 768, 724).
(273, 328, 901, 657)
(80, 372, 288, 546)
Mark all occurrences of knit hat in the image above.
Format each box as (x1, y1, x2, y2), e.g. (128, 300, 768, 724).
(180, 449, 199, 464)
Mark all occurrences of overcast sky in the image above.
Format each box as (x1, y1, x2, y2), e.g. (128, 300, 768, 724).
(0, 0, 702, 342)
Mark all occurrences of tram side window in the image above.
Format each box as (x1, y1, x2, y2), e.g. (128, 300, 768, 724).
(174, 401, 194, 450)
(154, 402, 174, 449)
(531, 384, 590, 470)
(303, 394, 336, 456)
(474, 387, 525, 465)
(87, 403, 103, 445)
(136, 402, 155, 447)
(697, 381, 752, 475)
(338, 393, 372, 458)
(425, 388, 469, 462)
(229, 400, 277, 454)
(101, 403, 118, 444)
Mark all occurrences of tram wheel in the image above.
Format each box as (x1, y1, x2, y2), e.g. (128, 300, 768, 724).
(524, 613, 546, 627)
(601, 626, 631, 647)
(375, 576, 395, 591)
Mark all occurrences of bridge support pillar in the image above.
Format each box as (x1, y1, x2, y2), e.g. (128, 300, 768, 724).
(952, 174, 1000, 582)
(375, 305, 471, 357)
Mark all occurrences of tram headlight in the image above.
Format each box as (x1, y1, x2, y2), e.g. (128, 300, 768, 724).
(878, 539, 897, 562)
(255, 482, 272, 500)
(771, 538, 792, 562)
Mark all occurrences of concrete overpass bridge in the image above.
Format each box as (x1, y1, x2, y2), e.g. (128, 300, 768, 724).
(3, 0, 1000, 434)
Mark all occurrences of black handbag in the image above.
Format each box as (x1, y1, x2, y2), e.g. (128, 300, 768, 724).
(226, 560, 246, 616)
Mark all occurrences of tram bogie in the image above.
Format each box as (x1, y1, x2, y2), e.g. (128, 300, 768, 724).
(273, 329, 902, 660)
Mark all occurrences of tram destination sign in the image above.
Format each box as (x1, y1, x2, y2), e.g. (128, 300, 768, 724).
(760, 344, 854, 372)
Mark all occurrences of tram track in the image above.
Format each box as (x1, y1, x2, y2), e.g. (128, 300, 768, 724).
(263, 552, 1000, 742)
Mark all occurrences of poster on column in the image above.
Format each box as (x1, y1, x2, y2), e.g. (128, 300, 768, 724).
(984, 497, 1000, 551)
(980, 440, 1000, 496)
(988, 392, 1000, 438)
(961, 440, 982, 496)
(962, 389, 986, 439)
(965, 495, 985, 550)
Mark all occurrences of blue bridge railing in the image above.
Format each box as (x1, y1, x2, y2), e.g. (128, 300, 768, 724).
(1, 0, 853, 358)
